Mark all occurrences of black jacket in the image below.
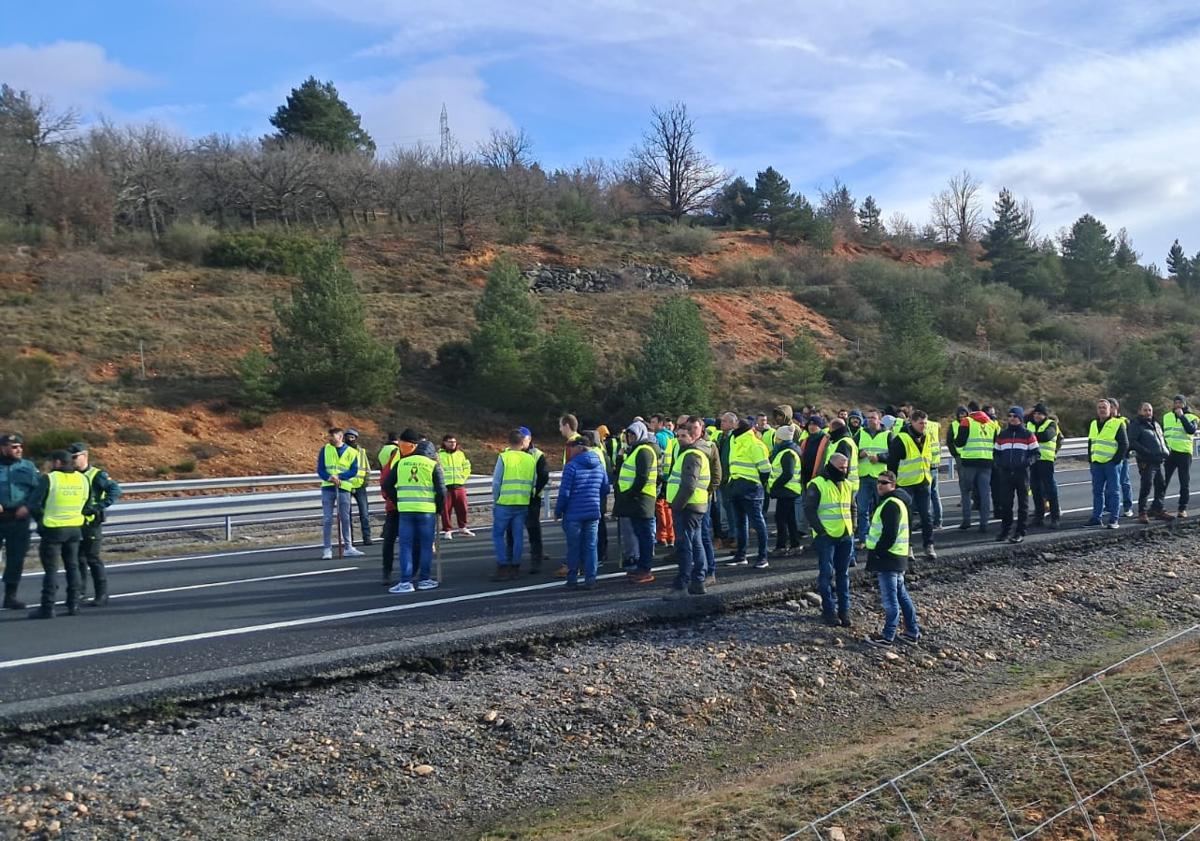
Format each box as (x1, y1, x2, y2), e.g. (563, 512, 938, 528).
(866, 488, 912, 574)
(886, 428, 930, 489)
(802, 462, 858, 539)
(768, 442, 801, 498)
(1130, 416, 1170, 463)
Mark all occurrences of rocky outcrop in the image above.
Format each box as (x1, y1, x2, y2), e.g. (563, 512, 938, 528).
(524, 263, 692, 294)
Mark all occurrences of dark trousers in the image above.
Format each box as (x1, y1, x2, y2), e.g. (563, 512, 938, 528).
(1137, 459, 1167, 514)
(630, 516, 656, 572)
(1030, 461, 1061, 522)
(1164, 453, 1191, 512)
(78, 522, 107, 596)
(39, 525, 83, 609)
(731, 484, 768, 561)
(597, 495, 609, 561)
(350, 485, 371, 543)
(995, 468, 1030, 535)
(381, 511, 399, 578)
(902, 482, 935, 549)
(672, 509, 706, 588)
(504, 498, 545, 564)
(1, 517, 32, 589)
(773, 495, 800, 549)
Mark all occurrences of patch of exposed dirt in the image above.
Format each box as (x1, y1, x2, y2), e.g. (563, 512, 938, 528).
(833, 240, 951, 267)
(698, 289, 843, 362)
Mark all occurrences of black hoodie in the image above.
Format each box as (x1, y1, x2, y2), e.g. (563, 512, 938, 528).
(865, 488, 913, 573)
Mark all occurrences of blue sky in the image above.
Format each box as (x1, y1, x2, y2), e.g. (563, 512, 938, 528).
(4, 1, 1200, 261)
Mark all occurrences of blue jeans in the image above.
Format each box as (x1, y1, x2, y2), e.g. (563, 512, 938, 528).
(856, 477, 879, 541)
(730, 482, 768, 561)
(700, 509, 717, 576)
(492, 504, 526, 567)
(397, 512, 435, 583)
(719, 486, 736, 540)
(1118, 458, 1133, 510)
(815, 533, 853, 620)
(877, 571, 920, 640)
(673, 509, 705, 587)
(630, 516, 656, 572)
(930, 470, 943, 526)
(1090, 461, 1120, 523)
(563, 518, 599, 584)
(619, 517, 636, 561)
(321, 486, 352, 550)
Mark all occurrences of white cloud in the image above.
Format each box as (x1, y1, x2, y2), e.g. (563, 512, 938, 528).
(0, 40, 151, 109)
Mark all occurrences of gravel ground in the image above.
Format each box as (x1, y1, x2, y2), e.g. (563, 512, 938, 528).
(2, 530, 1199, 840)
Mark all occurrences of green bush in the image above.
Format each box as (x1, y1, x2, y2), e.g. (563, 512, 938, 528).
(658, 225, 713, 256)
(188, 442, 225, 460)
(170, 460, 198, 473)
(233, 348, 277, 411)
(435, 340, 476, 387)
(712, 256, 793, 288)
(205, 231, 326, 274)
(239, 409, 266, 429)
(0, 351, 56, 416)
(116, 426, 155, 445)
(23, 429, 90, 460)
(161, 222, 218, 264)
(0, 221, 47, 246)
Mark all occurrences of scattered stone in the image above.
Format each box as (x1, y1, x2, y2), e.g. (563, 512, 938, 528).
(883, 651, 902, 662)
(582, 686, 598, 697)
(803, 592, 823, 607)
(784, 600, 803, 612)
(815, 676, 826, 689)
(413, 765, 435, 777)
(983, 652, 998, 662)
(524, 263, 692, 294)
(481, 710, 499, 724)
(46, 820, 61, 834)
(829, 827, 848, 841)
(1165, 570, 1178, 579)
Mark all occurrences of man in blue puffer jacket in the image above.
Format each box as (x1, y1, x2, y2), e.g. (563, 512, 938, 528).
(555, 435, 610, 589)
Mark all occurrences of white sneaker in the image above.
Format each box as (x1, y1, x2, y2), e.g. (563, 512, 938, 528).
(389, 581, 414, 594)
(441, 531, 454, 541)
(458, 527, 475, 537)
(416, 579, 439, 591)
(320, 548, 333, 560)
(343, 546, 365, 557)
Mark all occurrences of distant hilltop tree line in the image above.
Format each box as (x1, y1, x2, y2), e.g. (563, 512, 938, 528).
(0, 77, 1198, 291)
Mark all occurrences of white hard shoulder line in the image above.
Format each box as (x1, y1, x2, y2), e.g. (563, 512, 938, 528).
(106, 566, 358, 599)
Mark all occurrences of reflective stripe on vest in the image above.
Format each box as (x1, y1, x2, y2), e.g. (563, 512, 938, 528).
(497, 450, 536, 506)
(824, 436, 860, 491)
(1089, 418, 1121, 463)
(926, 420, 941, 461)
(1163, 413, 1198, 455)
(394, 454, 437, 513)
(43, 471, 89, 528)
(1033, 420, 1058, 462)
(347, 446, 370, 490)
(666, 448, 710, 505)
(729, 432, 769, 482)
(439, 449, 471, 485)
(618, 443, 658, 498)
(80, 466, 100, 524)
(320, 444, 357, 487)
(866, 494, 909, 557)
(857, 429, 890, 479)
(810, 475, 852, 538)
(962, 419, 995, 461)
(896, 431, 932, 487)
(769, 447, 804, 496)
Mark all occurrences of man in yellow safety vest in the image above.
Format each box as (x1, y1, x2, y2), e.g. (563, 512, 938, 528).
(343, 428, 373, 547)
(803, 452, 857, 627)
(1163, 394, 1198, 518)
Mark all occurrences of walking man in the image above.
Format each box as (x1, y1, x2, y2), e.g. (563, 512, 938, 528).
(68, 442, 122, 605)
(865, 471, 921, 647)
(805, 452, 857, 627)
(492, 429, 537, 580)
(0, 433, 39, 610)
(438, 434, 474, 539)
(343, 428, 372, 546)
(1087, 398, 1128, 529)
(1163, 394, 1198, 518)
(27, 451, 93, 619)
(1028, 403, 1061, 528)
(614, 420, 660, 584)
(555, 435, 609, 589)
(1130, 403, 1171, 523)
(993, 407, 1040, 544)
(317, 428, 362, 559)
(663, 424, 711, 598)
(384, 434, 445, 593)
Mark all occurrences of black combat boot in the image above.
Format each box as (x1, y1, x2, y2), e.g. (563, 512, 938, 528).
(3, 584, 25, 610)
(28, 602, 55, 620)
(91, 581, 109, 606)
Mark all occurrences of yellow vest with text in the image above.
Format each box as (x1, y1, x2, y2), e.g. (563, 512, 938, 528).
(43, 471, 90, 528)
(393, 454, 437, 513)
(961, 418, 995, 461)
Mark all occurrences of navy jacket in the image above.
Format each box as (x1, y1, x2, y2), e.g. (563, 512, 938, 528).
(555, 449, 610, 522)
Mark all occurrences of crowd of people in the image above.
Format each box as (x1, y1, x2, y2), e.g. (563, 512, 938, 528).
(343, 395, 1195, 646)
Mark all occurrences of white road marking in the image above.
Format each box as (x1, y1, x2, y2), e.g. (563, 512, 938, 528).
(23, 542, 327, 578)
(60, 567, 359, 602)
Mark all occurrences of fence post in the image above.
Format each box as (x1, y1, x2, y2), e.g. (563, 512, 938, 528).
(225, 515, 233, 542)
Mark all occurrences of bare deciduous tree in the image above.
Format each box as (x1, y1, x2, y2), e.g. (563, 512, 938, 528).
(0, 84, 80, 221)
(629, 102, 725, 222)
(929, 169, 984, 246)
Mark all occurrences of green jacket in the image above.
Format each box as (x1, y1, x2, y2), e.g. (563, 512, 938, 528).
(0, 456, 40, 512)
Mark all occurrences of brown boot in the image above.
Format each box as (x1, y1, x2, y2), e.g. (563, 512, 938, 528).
(1137, 513, 1150, 525)
(1155, 510, 1175, 521)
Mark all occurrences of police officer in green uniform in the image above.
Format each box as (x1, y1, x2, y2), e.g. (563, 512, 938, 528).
(28, 451, 94, 619)
(68, 442, 123, 605)
(0, 433, 40, 610)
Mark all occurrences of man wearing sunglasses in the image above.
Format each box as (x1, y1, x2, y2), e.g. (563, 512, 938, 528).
(0, 433, 41, 610)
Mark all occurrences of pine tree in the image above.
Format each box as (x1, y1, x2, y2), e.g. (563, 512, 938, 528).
(1061, 214, 1115, 309)
(1166, 239, 1194, 292)
(753, 167, 794, 242)
(629, 297, 714, 413)
(713, 176, 757, 228)
(271, 244, 397, 404)
(534, 320, 597, 412)
(785, 331, 827, 398)
(874, 297, 954, 412)
(473, 258, 541, 350)
(818, 179, 857, 239)
(981, 189, 1038, 293)
(269, 77, 375, 153)
(470, 258, 543, 409)
(857, 196, 884, 244)
(1113, 227, 1138, 269)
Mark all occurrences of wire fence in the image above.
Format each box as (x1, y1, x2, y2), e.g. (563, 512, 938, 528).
(785, 623, 1200, 841)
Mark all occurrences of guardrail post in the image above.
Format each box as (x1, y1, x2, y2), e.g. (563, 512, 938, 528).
(225, 515, 233, 542)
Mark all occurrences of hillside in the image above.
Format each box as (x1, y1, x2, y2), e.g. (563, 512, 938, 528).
(0, 225, 1190, 479)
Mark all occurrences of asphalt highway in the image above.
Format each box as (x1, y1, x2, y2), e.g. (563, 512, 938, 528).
(0, 461, 1192, 722)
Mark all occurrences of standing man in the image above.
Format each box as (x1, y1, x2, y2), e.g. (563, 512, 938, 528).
(925, 414, 943, 528)
(663, 424, 711, 598)
(715, 412, 738, 549)
(384, 433, 445, 593)
(993, 407, 1040, 544)
(492, 429, 536, 580)
(1087, 398, 1128, 529)
(343, 428, 372, 547)
(865, 471, 921, 647)
(1130, 402, 1171, 524)
(855, 410, 890, 548)
(954, 403, 996, 533)
(649, 414, 676, 550)
(1163, 394, 1198, 519)
(68, 442, 122, 605)
(887, 410, 938, 560)
(377, 431, 400, 473)
(523, 428, 552, 572)
(555, 435, 609, 589)
(1108, 398, 1135, 517)
(725, 415, 771, 569)
(805, 452, 857, 627)
(686, 416, 722, 584)
(768, 425, 803, 556)
(27, 451, 93, 619)
(438, 434, 474, 539)
(318, 427, 363, 560)
(0, 434, 39, 610)
(1028, 403, 1062, 529)
(614, 420, 660, 584)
